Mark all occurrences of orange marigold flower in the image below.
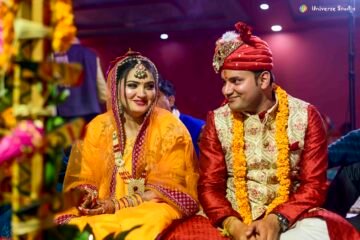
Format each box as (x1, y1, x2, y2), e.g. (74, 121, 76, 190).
(232, 85, 290, 225)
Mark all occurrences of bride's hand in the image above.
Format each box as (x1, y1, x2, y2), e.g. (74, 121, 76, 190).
(78, 199, 115, 215)
(142, 190, 162, 202)
(71, 186, 98, 209)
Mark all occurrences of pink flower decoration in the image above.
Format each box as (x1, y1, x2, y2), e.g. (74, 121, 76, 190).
(0, 120, 44, 165)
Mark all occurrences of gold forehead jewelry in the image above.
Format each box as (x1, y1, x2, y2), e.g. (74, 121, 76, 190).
(213, 41, 242, 73)
(134, 60, 148, 79)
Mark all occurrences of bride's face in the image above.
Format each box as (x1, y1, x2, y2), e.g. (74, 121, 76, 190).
(118, 67, 156, 119)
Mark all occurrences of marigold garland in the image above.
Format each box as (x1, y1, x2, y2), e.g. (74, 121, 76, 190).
(0, 0, 19, 71)
(0, 0, 76, 70)
(232, 85, 290, 225)
(51, 0, 76, 53)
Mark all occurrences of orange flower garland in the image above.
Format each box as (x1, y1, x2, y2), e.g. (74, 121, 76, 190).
(0, 0, 19, 71)
(232, 85, 290, 225)
(0, 0, 76, 70)
(232, 112, 252, 224)
(51, 0, 77, 53)
(266, 85, 290, 214)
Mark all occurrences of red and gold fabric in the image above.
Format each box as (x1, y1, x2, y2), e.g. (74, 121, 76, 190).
(213, 22, 273, 73)
(197, 90, 359, 239)
(212, 94, 309, 222)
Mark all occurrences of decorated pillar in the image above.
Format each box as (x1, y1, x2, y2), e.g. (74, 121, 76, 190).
(0, 1, 85, 239)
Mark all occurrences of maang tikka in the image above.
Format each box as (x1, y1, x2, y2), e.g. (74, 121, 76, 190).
(134, 60, 148, 79)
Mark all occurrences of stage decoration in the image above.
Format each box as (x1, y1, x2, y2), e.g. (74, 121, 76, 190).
(51, 0, 77, 53)
(0, 1, 92, 239)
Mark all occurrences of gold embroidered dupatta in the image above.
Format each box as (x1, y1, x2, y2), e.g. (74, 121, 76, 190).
(62, 108, 199, 215)
(58, 108, 198, 239)
(57, 52, 199, 239)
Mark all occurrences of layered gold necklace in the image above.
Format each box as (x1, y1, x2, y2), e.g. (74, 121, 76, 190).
(232, 85, 290, 224)
(112, 132, 145, 196)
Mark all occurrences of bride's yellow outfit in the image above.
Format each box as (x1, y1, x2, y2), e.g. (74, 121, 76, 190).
(55, 52, 199, 240)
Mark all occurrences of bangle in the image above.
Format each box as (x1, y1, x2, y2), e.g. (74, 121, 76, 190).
(123, 196, 131, 207)
(111, 198, 120, 211)
(221, 216, 237, 237)
(127, 194, 142, 207)
(117, 194, 144, 210)
(125, 195, 135, 207)
(133, 193, 143, 205)
(220, 227, 230, 237)
(119, 197, 127, 208)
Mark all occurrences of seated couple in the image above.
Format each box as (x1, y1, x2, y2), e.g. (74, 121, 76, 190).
(56, 22, 359, 240)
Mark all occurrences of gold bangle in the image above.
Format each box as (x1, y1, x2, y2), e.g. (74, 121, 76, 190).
(220, 227, 231, 237)
(126, 196, 132, 207)
(124, 195, 135, 207)
(121, 196, 129, 208)
(110, 199, 116, 211)
(111, 198, 120, 211)
(222, 216, 237, 236)
(119, 198, 126, 208)
(130, 195, 137, 206)
(127, 195, 136, 207)
(133, 194, 143, 205)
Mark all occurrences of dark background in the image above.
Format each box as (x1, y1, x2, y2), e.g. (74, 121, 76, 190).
(73, 0, 360, 130)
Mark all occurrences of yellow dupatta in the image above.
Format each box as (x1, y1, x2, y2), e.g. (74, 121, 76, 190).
(57, 108, 199, 239)
(56, 51, 199, 239)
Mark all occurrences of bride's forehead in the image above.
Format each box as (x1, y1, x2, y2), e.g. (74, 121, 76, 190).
(126, 79, 155, 83)
(121, 77, 155, 84)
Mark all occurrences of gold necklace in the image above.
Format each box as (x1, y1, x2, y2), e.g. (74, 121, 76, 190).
(112, 131, 145, 195)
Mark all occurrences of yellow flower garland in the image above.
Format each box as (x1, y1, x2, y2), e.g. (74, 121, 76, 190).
(0, 0, 76, 70)
(0, 0, 19, 71)
(51, 0, 76, 53)
(232, 85, 290, 225)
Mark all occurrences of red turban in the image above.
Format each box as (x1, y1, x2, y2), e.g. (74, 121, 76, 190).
(213, 22, 273, 73)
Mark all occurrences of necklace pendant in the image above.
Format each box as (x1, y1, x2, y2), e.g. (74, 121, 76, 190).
(128, 178, 145, 195)
(115, 158, 125, 167)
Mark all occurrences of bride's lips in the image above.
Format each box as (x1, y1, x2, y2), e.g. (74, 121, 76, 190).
(133, 100, 147, 106)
